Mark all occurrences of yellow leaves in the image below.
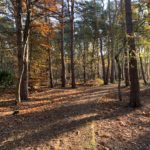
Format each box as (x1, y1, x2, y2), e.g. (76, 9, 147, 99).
(139, 52, 144, 58)
(144, 25, 150, 30)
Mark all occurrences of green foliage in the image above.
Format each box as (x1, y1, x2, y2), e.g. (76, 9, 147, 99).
(0, 70, 14, 87)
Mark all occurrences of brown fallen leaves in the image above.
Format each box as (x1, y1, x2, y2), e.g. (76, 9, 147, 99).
(0, 85, 150, 150)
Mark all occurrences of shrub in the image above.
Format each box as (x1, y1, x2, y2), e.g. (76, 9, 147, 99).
(0, 70, 14, 87)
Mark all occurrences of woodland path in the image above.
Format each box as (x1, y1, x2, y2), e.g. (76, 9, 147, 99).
(0, 84, 150, 150)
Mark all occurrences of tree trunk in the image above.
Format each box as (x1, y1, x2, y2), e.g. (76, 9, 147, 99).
(16, 0, 23, 102)
(60, 0, 66, 88)
(108, 0, 115, 83)
(70, 0, 76, 88)
(105, 36, 110, 85)
(20, 35, 29, 100)
(125, 0, 140, 107)
(83, 42, 86, 83)
(139, 53, 147, 85)
(124, 49, 130, 86)
(110, 40, 115, 83)
(115, 51, 122, 101)
(99, 36, 106, 85)
(48, 48, 53, 88)
(16, 0, 30, 102)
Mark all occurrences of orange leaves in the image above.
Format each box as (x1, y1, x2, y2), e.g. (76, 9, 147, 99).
(35, 0, 58, 13)
(30, 0, 58, 38)
(47, 6, 57, 13)
(32, 21, 53, 37)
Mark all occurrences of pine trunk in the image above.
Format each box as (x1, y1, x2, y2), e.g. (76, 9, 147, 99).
(125, 0, 140, 107)
(70, 0, 76, 88)
(60, 0, 66, 88)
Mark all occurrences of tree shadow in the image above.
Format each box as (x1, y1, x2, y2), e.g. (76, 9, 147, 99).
(30, 85, 117, 102)
(0, 100, 16, 107)
(134, 131, 150, 150)
(1, 85, 148, 149)
(0, 97, 133, 149)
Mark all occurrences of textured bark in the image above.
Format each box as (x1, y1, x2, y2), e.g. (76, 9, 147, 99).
(124, 49, 130, 86)
(125, 0, 140, 107)
(16, 0, 23, 102)
(120, 0, 129, 86)
(70, 0, 76, 88)
(60, 0, 66, 88)
(115, 50, 122, 101)
(16, 0, 31, 102)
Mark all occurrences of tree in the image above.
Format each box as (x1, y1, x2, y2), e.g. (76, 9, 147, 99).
(125, 0, 140, 107)
(60, 0, 66, 87)
(14, 0, 31, 102)
(67, 0, 76, 88)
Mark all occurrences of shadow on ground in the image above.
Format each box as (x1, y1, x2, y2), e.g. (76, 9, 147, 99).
(0, 86, 150, 149)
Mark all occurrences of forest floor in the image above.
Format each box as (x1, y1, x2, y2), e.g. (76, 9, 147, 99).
(0, 84, 150, 150)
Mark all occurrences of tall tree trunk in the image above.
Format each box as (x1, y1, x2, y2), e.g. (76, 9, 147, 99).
(83, 42, 86, 83)
(120, 0, 129, 86)
(20, 35, 29, 100)
(124, 48, 130, 86)
(99, 36, 106, 85)
(105, 36, 110, 85)
(16, 0, 23, 102)
(115, 50, 122, 101)
(48, 48, 53, 88)
(125, 0, 140, 107)
(70, 0, 76, 88)
(92, 41, 96, 79)
(110, 40, 115, 83)
(60, 0, 66, 88)
(16, 0, 30, 102)
(108, 0, 115, 83)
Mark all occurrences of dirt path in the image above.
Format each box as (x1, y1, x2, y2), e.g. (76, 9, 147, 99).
(0, 85, 150, 150)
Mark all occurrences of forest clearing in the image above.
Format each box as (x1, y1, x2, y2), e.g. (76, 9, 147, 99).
(0, 0, 150, 149)
(0, 84, 150, 149)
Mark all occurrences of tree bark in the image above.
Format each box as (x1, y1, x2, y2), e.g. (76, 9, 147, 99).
(108, 0, 115, 83)
(16, 0, 30, 102)
(115, 49, 122, 101)
(139, 53, 147, 85)
(83, 42, 86, 83)
(99, 36, 107, 85)
(70, 0, 76, 88)
(124, 49, 130, 86)
(125, 0, 140, 107)
(48, 48, 53, 88)
(105, 36, 110, 85)
(16, 0, 23, 102)
(60, 0, 66, 88)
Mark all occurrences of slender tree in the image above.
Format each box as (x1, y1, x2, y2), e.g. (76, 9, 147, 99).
(15, 0, 31, 102)
(60, 0, 66, 87)
(125, 0, 140, 107)
(99, 35, 106, 85)
(68, 0, 76, 88)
